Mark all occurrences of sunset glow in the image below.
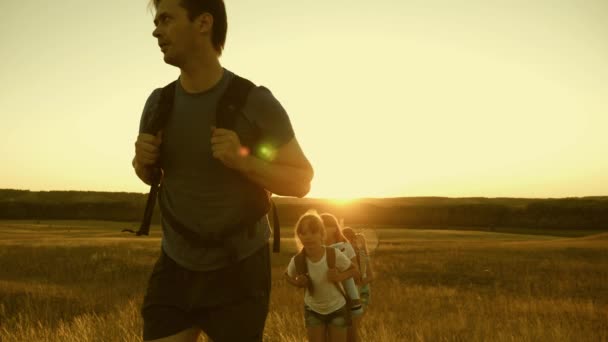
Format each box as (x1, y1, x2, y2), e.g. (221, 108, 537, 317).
(1, 0, 607, 198)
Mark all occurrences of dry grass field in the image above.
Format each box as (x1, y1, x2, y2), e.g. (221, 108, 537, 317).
(0, 220, 607, 341)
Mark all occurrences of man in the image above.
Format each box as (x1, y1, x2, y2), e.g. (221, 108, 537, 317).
(132, 1, 314, 341)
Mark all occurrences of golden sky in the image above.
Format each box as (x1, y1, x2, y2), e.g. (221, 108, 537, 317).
(1, 0, 607, 198)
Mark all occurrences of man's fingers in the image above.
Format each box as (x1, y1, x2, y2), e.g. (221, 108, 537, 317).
(135, 133, 163, 155)
(135, 140, 161, 154)
(134, 165, 155, 185)
(135, 140, 160, 162)
(135, 149, 160, 165)
(211, 143, 233, 154)
(138, 133, 162, 147)
(137, 152, 159, 165)
(210, 135, 235, 145)
(210, 141, 233, 152)
(138, 133, 159, 143)
(155, 131, 163, 145)
(211, 128, 238, 139)
(211, 127, 233, 135)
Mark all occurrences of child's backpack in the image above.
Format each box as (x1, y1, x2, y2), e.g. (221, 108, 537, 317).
(123, 75, 281, 255)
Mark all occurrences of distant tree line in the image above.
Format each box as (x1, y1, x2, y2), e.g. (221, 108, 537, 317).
(278, 200, 608, 230)
(0, 189, 606, 230)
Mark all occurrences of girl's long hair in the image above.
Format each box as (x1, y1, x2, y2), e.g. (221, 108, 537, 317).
(320, 212, 348, 244)
(294, 209, 326, 250)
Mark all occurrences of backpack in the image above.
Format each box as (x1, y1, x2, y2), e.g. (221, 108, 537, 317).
(294, 247, 352, 323)
(124, 74, 281, 256)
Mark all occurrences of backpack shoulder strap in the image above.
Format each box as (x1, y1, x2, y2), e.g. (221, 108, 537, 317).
(326, 246, 336, 269)
(129, 81, 176, 237)
(216, 75, 255, 130)
(215, 74, 280, 253)
(294, 249, 308, 276)
(294, 249, 314, 294)
(142, 81, 177, 135)
(326, 246, 352, 323)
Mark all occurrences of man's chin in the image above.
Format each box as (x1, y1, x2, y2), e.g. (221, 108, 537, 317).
(162, 54, 179, 67)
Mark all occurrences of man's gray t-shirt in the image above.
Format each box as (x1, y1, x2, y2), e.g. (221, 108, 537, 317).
(139, 69, 294, 271)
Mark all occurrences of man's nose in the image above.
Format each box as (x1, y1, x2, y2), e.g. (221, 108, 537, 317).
(152, 27, 160, 38)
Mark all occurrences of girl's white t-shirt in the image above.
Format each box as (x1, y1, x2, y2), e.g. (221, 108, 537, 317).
(329, 241, 361, 301)
(330, 241, 356, 260)
(287, 248, 351, 314)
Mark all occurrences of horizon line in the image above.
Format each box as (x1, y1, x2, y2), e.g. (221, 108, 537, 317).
(1, 188, 606, 201)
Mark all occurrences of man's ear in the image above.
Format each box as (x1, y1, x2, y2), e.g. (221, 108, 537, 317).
(197, 12, 214, 34)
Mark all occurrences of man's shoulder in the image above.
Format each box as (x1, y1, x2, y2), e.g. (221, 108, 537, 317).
(146, 87, 163, 104)
(138, 87, 165, 133)
(241, 83, 287, 120)
(142, 84, 173, 114)
(224, 70, 271, 100)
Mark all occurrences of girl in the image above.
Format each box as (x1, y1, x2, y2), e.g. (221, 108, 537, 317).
(285, 210, 359, 342)
(343, 227, 374, 312)
(320, 213, 363, 342)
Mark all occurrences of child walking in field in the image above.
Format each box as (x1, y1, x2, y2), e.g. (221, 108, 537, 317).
(285, 210, 359, 342)
(320, 213, 363, 342)
(343, 227, 374, 312)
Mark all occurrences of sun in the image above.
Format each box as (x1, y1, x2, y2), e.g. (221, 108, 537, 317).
(328, 197, 356, 206)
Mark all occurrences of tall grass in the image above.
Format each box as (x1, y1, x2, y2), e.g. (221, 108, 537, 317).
(0, 221, 606, 341)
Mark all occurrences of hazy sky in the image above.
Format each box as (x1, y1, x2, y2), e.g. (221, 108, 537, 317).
(1, 0, 607, 198)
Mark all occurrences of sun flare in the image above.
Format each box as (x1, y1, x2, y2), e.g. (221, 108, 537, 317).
(328, 197, 356, 206)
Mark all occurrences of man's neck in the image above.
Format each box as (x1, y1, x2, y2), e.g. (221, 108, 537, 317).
(179, 53, 224, 94)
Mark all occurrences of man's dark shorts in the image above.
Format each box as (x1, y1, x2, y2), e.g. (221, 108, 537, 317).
(142, 244, 271, 341)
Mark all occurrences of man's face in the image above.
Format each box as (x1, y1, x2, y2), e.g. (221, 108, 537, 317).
(152, 0, 200, 66)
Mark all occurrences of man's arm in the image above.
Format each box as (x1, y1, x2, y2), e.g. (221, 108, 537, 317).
(239, 138, 313, 197)
(133, 89, 163, 185)
(211, 129, 313, 198)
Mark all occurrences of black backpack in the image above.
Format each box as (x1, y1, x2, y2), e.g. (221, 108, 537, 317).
(124, 74, 281, 256)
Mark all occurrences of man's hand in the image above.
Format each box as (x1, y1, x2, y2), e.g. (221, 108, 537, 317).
(210, 127, 247, 171)
(133, 132, 162, 185)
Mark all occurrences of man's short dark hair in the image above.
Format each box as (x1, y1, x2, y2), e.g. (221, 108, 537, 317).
(153, 0, 227, 55)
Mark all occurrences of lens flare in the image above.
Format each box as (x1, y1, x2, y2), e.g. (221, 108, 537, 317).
(257, 144, 277, 161)
(239, 146, 250, 157)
